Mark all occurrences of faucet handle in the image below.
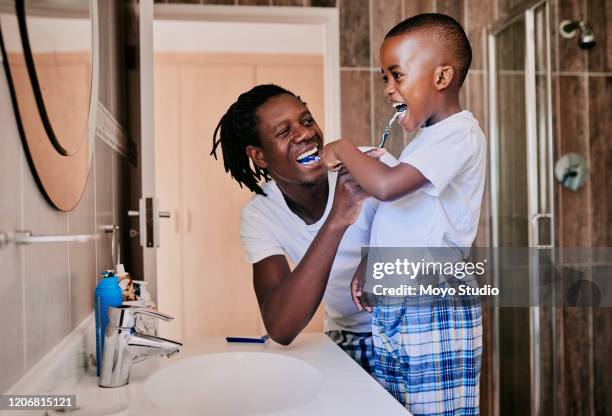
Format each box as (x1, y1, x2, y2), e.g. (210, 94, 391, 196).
(107, 305, 174, 328)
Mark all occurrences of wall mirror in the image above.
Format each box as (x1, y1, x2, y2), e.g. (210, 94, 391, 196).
(0, 0, 99, 211)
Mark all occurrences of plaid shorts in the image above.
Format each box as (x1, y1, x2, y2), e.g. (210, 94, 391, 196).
(372, 298, 482, 416)
(326, 330, 375, 376)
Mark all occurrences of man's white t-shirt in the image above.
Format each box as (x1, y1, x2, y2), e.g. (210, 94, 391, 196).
(240, 152, 397, 333)
(370, 110, 486, 249)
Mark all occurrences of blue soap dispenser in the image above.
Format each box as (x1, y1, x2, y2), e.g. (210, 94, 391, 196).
(94, 270, 122, 377)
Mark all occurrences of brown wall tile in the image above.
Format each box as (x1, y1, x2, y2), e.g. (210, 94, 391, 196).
(459, 80, 467, 109)
(340, 70, 371, 146)
(588, 77, 610, 246)
(371, 72, 404, 157)
(306, 0, 336, 6)
(499, 308, 531, 414)
(479, 307, 494, 416)
(557, 0, 588, 72)
(370, 0, 402, 68)
(586, 0, 611, 72)
(557, 308, 594, 415)
(465, 70, 490, 249)
(497, 0, 511, 19)
(202, 0, 236, 4)
(339, 0, 370, 67)
(538, 306, 556, 416)
(272, 0, 304, 5)
(593, 308, 612, 416)
(466, 72, 487, 137)
(473, 62, 490, 251)
(474, 181, 490, 247)
(496, 19, 526, 72)
(436, 0, 465, 26)
(497, 73, 529, 246)
(555, 76, 591, 247)
(467, 0, 495, 70)
(404, 0, 434, 17)
(497, 0, 525, 19)
(238, 0, 269, 5)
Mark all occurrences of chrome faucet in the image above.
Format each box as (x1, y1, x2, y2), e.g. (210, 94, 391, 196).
(99, 306, 182, 388)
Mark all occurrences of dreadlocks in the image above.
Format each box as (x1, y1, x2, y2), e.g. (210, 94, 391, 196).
(211, 84, 298, 196)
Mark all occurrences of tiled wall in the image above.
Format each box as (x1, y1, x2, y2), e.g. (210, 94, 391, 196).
(0, 1, 130, 393)
(551, 0, 612, 414)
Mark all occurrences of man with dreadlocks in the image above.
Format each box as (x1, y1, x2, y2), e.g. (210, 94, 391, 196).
(211, 84, 392, 374)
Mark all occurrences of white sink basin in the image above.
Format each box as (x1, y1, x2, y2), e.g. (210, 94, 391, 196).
(144, 352, 322, 415)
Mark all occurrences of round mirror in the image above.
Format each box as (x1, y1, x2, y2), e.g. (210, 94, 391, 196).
(0, 0, 98, 211)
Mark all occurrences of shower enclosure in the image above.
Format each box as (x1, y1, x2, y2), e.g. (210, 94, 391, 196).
(487, 0, 555, 415)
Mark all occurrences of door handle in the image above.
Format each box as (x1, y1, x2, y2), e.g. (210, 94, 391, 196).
(128, 210, 171, 218)
(127, 198, 171, 248)
(531, 213, 552, 249)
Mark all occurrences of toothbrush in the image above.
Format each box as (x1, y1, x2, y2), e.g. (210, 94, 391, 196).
(298, 155, 320, 164)
(226, 334, 269, 344)
(298, 104, 406, 164)
(378, 105, 407, 148)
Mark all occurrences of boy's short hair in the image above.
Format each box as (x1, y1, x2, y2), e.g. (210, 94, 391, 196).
(385, 13, 472, 87)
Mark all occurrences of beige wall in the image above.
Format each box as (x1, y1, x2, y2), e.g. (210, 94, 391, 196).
(0, 0, 131, 393)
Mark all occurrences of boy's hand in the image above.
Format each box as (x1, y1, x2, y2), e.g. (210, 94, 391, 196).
(363, 147, 386, 160)
(351, 257, 372, 312)
(320, 141, 344, 172)
(322, 141, 387, 172)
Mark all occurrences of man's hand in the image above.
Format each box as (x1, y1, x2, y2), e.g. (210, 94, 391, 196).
(328, 168, 369, 227)
(326, 146, 387, 227)
(351, 257, 372, 312)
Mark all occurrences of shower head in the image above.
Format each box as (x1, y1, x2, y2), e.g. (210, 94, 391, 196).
(578, 26, 596, 49)
(559, 20, 596, 49)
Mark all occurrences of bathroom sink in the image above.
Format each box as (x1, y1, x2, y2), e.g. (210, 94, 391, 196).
(144, 352, 322, 415)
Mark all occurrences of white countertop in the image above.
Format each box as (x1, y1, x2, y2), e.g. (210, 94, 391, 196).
(16, 332, 410, 416)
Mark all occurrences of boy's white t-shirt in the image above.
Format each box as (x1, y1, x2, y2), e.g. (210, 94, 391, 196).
(240, 152, 397, 333)
(370, 110, 486, 249)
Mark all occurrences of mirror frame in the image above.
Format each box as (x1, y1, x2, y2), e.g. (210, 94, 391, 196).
(0, 0, 99, 211)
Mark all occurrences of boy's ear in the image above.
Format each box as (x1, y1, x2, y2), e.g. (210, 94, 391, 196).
(433, 65, 455, 90)
(246, 145, 268, 169)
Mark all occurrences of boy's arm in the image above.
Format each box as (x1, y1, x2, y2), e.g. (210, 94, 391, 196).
(321, 139, 427, 201)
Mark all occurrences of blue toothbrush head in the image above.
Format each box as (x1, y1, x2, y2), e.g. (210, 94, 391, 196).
(298, 155, 321, 165)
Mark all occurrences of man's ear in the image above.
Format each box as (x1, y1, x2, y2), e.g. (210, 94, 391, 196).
(433, 65, 455, 90)
(246, 145, 268, 169)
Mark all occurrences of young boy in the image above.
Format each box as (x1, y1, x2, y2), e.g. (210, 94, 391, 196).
(321, 14, 485, 415)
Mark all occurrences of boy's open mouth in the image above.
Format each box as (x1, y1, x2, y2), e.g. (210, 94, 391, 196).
(392, 102, 408, 124)
(296, 145, 320, 165)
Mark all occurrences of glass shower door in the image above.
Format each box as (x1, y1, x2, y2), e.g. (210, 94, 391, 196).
(488, 1, 554, 415)
(492, 15, 531, 416)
